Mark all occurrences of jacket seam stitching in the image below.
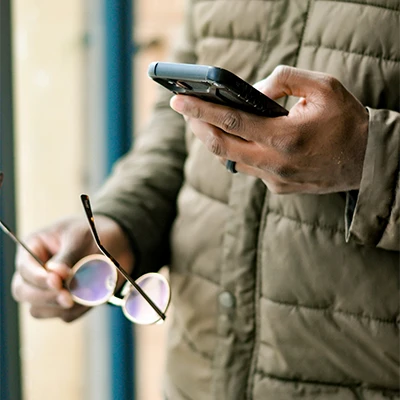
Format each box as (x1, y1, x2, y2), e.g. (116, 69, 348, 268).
(245, 193, 269, 399)
(190, 271, 219, 286)
(209, 177, 237, 397)
(254, 0, 277, 73)
(303, 43, 400, 63)
(255, 369, 358, 388)
(268, 209, 345, 235)
(186, 180, 229, 206)
(198, 35, 264, 44)
(377, 164, 400, 245)
(292, 0, 313, 68)
(262, 298, 399, 325)
(317, 0, 400, 13)
(169, 385, 195, 400)
(254, 368, 400, 399)
(194, 0, 274, 3)
(180, 328, 214, 361)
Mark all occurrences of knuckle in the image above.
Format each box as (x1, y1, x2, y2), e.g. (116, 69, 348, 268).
(265, 160, 296, 180)
(274, 64, 290, 77)
(191, 105, 202, 120)
(320, 74, 341, 92)
(220, 110, 242, 132)
(204, 134, 226, 157)
(274, 164, 296, 179)
(285, 136, 304, 153)
(273, 65, 293, 86)
(269, 134, 303, 154)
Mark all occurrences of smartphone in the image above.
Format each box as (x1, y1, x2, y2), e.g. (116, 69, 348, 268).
(148, 62, 288, 118)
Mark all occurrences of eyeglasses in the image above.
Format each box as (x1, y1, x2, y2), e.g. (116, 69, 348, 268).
(0, 185, 171, 324)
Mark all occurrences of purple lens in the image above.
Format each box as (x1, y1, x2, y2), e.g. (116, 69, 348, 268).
(68, 255, 117, 306)
(123, 273, 170, 325)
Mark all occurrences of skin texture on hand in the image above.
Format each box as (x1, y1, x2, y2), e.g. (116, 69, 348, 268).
(11, 215, 134, 322)
(170, 65, 369, 194)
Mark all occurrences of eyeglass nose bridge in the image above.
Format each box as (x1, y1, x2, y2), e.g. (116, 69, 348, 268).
(109, 272, 171, 325)
(108, 286, 127, 307)
(64, 254, 172, 326)
(67, 254, 171, 325)
(80, 194, 168, 322)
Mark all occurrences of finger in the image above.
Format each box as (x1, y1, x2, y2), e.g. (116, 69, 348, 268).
(25, 223, 89, 275)
(24, 232, 58, 264)
(189, 117, 287, 171)
(172, 94, 289, 144)
(46, 271, 65, 290)
(188, 118, 249, 158)
(44, 242, 89, 287)
(189, 118, 263, 168)
(56, 289, 75, 308)
(226, 159, 306, 194)
(12, 271, 75, 308)
(221, 155, 280, 181)
(29, 305, 69, 319)
(46, 227, 93, 275)
(221, 157, 286, 192)
(60, 304, 91, 323)
(29, 303, 89, 321)
(16, 244, 49, 290)
(256, 65, 338, 101)
(12, 272, 60, 306)
(171, 94, 279, 140)
(15, 230, 66, 290)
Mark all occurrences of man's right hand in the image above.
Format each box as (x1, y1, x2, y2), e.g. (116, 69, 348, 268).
(11, 215, 134, 322)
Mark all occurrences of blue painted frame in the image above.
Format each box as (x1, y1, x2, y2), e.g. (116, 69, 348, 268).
(0, 0, 22, 399)
(104, 1, 135, 399)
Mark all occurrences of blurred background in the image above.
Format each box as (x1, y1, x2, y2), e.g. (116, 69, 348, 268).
(0, 0, 183, 399)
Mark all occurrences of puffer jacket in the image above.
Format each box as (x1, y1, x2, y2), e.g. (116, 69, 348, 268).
(94, 0, 400, 399)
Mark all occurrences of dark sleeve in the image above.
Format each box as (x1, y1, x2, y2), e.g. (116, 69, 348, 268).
(92, 0, 197, 277)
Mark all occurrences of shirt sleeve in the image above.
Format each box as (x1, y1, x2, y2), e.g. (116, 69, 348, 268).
(345, 107, 400, 251)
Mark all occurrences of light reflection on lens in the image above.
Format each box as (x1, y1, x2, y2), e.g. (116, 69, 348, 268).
(67, 255, 117, 306)
(123, 273, 170, 325)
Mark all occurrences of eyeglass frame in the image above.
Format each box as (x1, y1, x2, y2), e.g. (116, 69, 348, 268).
(0, 172, 168, 323)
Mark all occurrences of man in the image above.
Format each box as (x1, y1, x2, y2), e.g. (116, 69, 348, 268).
(11, 0, 399, 399)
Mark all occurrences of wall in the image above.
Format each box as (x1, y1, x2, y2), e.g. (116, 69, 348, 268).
(12, 0, 184, 399)
(12, 1, 86, 400)
(133, 0, 183, 399)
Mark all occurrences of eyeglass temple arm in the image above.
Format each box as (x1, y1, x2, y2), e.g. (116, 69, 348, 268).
(80, 194, 166, 321)
(0, 220, 46, 268)
(0, 173, 46, 269)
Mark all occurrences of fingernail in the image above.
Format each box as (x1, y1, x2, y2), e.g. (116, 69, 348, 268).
(57, 292, 74, 309)
(46, 261, 71, 279)
(253, 80, 264, 90)
(170, 95, 185, 112)
(47, 275, 61, 290)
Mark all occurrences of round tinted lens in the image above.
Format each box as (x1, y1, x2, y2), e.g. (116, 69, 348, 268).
(123, 273, 170, 325)
(67, 255, 117, 306)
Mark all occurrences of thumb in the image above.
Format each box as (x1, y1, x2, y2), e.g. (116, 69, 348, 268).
(46, 247, 83, 281)
(255, 65, 333, 101)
